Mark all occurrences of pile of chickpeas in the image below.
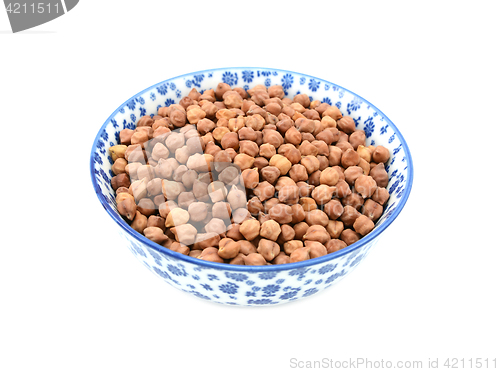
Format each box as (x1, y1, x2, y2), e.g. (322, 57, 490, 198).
(109, 83, 391, 265)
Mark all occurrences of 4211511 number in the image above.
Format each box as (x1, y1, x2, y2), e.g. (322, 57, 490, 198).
(5, 2, 61, 14)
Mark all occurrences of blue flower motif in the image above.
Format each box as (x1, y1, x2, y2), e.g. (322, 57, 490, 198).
(245, 291, 257, 297)
(276, 279, 285, 284)
(388, 134, 395, 143)
(169, 83, 176, 90)
(289, 267, 310, 281)
(242, 70, 254, 83)
(130, 113, 136, 123)
(261, 70, 271, 77)
(300, 77, 306, 85)
(303, 288, 319, 297)
(262, 284, 280, 297)
(187, 284, 196, 289)
(175, 89, 182, 98)
(325, 270, 345, 284)
(281, 73, 294, 90)
(245, 280, 255, 286)
(347, 97, 363, 115)
(137, 96, 145, 105)
(207, 274, 219, 281)
(304, 279, 312, 285)
(219, 282, 239, 295)
(363, 116, 375, 138)
(264, 78, 271, 87)
(258, 272, 277, 280)
(272, 71, 278, 76)
(335, 101, 341, 109)
(338, 89, 345, 98)
(224, 272, 248, 282)
(130, 242, 147, 257)
(208, 72, 213, 78)
(247, 298, 274, 305)
(150, 92, 156, 101)
(167, 264, 187, 276)
(126, 99, 136, 111)
(315, 279, 323, 284)
(243, 84, 249, 91)
(322, 97, 332, 105)
(110, 119, 118, 129)
(139, 107, 146, 117)
(148, 249, 162, 265)
(280, 291, 299, 300)
(222, 71, 238, 86)
(325, 84, 330, 90)
(308, 79, 320, 92)
(185, 80, 192, 88)
(192, 275, 200, 281)
(318, 263, 337, 275)
(393, 143, 402, 155)
(119, 107, 125, 114)
(157, 84, 168, 95)
(380, 124, 388, 135)
(153, 266, 171, 280)
(191, 291, 211, 300)
(201, 283, 212, 291)
(251, 286, 261, 292)
(165, 98, 175, 107)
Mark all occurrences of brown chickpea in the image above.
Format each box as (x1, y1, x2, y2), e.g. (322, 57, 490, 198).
(370, 163, 389, 187)
(239, 219, 261, 240)
(326, 220, 344, 239)
(325, 239, 347, 254)
(372, 145, 391, 163)
(290, 247, 311, 263)
(323, 199, 344, 220)
(243, 253, 267, 266)
(305, 241, 327, 259)
(303, 225, 330, 244)
(305, 209, 329, 227)
(340, 229, 361, 246)
(218, 238, 241, 259)
(260, 220, 281, 241)
(354, 175, 378, 199)
(268, 203, 293, 224)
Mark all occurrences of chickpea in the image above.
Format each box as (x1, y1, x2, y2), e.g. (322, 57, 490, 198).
(218, 238, 241, 259)
(305, 241, 327, 259)
(260, 220, 281, 241)
(305, 209, 329, 227)
(325, 239, 347, 254)
(253, 181, 275, 201)
(257, 239, 280, 261)
(303, 225, 330, 244)
(239, 219, 261, 240)
(311, 185, 335, 205)
(268, 203, 293, 224)
(269, 154, 292, 175)
(278, 185, 300, 205)
(372, 145, 391, 163)
(340, 229, 361, 246)
(290, 247, 311, 263)
(272, 252, 290, 265)
(354, 175, 378, 198)
(301, 155, 320, 174)
(243, 253, 267, 266)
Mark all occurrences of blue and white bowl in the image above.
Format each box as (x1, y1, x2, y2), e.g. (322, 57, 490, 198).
(90, 67, 413, 306)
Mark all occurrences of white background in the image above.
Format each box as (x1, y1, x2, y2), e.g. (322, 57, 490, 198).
(1, 1, 499, 371)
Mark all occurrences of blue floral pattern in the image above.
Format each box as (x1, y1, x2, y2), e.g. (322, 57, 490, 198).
(91, 67, 413, 306)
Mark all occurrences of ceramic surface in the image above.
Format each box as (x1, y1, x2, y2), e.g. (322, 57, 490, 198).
(90, 67, 413, 306)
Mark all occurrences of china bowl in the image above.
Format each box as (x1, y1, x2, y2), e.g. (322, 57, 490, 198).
(90, 67, 413, 306)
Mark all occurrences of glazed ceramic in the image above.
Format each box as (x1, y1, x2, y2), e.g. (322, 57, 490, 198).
(90, 67, 413, 306)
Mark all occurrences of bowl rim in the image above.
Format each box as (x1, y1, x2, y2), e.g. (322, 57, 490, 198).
(90, 66, 414, 272)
